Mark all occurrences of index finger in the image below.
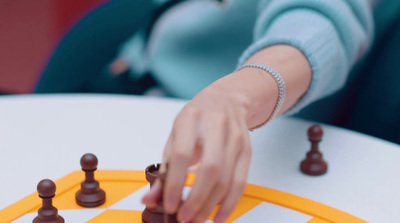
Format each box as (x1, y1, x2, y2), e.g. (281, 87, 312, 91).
(164, 112, 199, 213)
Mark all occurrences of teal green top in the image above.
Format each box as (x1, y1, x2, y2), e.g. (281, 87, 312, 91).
(118, 0, 375, 115)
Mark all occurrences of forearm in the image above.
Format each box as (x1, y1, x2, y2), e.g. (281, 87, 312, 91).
(204, 44, 311, 129)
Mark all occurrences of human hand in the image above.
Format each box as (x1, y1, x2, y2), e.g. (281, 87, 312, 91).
(142, 82, 253, 223)
(109, 58, 128, 75)
(142, 44, 312, 222)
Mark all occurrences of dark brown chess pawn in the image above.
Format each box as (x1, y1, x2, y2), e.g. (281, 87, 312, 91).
(142, 164, 178, 223)
(300, 124, 328, 176)
(33, 179, 64, 223)
(75, 153, 106, 207)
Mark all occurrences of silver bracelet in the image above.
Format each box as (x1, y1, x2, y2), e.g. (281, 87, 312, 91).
(236, 62, 286, 129)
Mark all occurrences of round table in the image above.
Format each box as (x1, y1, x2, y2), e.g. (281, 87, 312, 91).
(0, 94, 399, 222)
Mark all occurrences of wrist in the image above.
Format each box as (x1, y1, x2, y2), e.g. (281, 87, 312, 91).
(233, 68, 279, 129)
(197, 81, 253, 116)
(200, 68, 278, 129)
(236, 63, 286, 129)
(245, 45, 312, 114)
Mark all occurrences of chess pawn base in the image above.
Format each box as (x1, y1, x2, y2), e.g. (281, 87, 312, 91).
(142, 205, 178, 223)
(33, 215, 64, 223)
(75, 189, 106, 207)
(300, 160, 328, 176)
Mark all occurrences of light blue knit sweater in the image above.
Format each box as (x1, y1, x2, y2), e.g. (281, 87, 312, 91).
(118, 0, 374, 114)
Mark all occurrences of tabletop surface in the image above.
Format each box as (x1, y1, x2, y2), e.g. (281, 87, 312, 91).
(0, 94, 399, 222)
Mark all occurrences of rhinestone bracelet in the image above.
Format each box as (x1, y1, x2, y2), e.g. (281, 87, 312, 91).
(236, 62, 286, 130)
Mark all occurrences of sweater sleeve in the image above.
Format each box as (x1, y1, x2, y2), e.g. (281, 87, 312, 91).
(238, 0, 374, 115)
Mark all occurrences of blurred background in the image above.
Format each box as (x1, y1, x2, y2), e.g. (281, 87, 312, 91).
(0, 0, 108, 93)
(1, 0, 400, 144)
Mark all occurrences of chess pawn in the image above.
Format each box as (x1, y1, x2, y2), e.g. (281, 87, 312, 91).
(33, 179, 64, 223)
(75, 153, 106, 207)
(300, 124, 328, 175)
(142, 164, 178, 223)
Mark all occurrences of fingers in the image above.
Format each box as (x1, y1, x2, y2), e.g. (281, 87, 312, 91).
(143, 108, 199, 210)
(189, 124, 246, 223)
(163, 135, 173, 162)
(177, 113, 227, 222)
(141, 178, 162, 208)
(179, 117, 251, 223)
(214, 138, 252, 223)
(164, 108, 199, 213)
(152, 98, 252, 223)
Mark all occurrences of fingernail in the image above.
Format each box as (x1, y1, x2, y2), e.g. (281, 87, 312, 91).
(165, 196, 179, 213)
(178, 207, 194, 222)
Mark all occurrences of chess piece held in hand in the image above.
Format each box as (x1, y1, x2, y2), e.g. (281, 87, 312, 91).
(142, 163, 178, 223)
(300, 124, 328, 176)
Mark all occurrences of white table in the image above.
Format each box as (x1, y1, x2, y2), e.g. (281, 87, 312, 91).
(0, 94, 399, 222)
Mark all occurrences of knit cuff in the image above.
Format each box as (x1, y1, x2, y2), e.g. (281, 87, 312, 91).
(238, 9, 353, 115)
